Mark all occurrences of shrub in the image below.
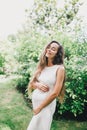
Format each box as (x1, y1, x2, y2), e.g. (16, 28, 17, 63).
(16, 63, 31, 93)
(57, 56, 87, 118)
(15, 32, 87, 119)
(15, 33, 47, 93)
(0, 53, 5, 74)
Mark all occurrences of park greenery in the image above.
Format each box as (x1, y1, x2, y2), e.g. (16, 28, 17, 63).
(0, 78, 87, 130)
(0, 53, 5, 74)
(0, 0, 87, 121)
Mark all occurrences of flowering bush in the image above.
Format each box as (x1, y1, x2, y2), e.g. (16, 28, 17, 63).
(15, 33, 87, 119)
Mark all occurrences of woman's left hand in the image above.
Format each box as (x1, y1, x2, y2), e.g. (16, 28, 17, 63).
(33, 107, 42, 115)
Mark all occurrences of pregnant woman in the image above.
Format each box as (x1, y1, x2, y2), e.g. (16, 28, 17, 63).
(27, 40, 65, 130)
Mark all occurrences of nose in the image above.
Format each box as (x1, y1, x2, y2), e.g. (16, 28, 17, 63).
(48, 48, 51, 52)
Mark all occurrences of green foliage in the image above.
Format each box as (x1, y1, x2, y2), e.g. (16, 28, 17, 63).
(0, 53, 5, 74)
(15, 32, 48, 93)
(0, 77, 87, 130)
(56, 41, 87, 118)
(15, 30, 87, 118)
(58, 57, 87, 117)
(0, 78, 32, 130)
(16, 65, 30, 93)
(14, 0, 87, 119)
(26, 0, 81, 35)
(0, 53, 5, 67)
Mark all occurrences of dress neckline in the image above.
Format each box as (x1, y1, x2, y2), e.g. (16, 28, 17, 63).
(45, 65, 58, 68)
(45, 64, 63, 69)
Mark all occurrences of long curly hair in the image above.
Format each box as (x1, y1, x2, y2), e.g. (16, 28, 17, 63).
(28, 40, 65, 103)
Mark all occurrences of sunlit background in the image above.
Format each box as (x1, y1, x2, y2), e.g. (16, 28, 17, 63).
(0, 0, 34, 39)
(0, 0, 87, 39)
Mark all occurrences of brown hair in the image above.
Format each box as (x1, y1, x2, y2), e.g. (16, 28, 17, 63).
(28, 40, 65, 103)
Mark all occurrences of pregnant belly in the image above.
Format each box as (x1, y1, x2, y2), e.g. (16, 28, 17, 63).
(32, 89, 49, 101)
(32, 89, 50, 108)
(32, 89, 56, 114)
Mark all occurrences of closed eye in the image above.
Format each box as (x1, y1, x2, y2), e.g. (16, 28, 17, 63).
(51, 47, 57, 51)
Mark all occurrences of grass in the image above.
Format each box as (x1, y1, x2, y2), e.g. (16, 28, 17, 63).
(0, 76, 32, 130)
(0, 76, 87, 130)
(51, 119, 87, 130)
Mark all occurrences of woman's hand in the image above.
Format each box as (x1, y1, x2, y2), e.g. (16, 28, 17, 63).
(36, 82, 49, 92)
(33, 107, 42, 115)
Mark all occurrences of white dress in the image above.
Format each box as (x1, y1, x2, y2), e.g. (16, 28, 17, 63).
(27, 65, 60, 130)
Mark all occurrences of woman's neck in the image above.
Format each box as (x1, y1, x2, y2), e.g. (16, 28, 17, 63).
(47, 60, 53, 67)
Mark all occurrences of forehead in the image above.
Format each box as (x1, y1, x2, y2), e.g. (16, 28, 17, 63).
(50, 43, 59, 49)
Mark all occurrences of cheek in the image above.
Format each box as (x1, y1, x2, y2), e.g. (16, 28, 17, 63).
(45, 50, 48, 54)
(53, 51, 57, 56)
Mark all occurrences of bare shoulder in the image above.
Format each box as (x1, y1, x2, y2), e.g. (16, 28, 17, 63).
(56, 65, 65, 82)
(57, 65, 65, 74)
(59, 65, 65, 70)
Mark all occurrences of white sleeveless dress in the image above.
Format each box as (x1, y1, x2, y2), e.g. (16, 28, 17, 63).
(27, 65, 60, 130)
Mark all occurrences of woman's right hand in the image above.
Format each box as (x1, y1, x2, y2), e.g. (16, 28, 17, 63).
(36, 82, 49, 92)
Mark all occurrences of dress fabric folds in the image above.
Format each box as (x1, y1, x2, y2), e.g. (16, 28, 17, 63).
(27, 65, 60, 130)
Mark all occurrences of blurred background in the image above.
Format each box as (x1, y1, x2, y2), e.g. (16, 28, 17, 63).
(0, 0, 87, 130)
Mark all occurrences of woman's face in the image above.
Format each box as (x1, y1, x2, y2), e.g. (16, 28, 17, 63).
(45, 43, 59, 60)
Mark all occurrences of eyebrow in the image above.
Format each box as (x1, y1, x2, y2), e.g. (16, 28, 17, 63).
(51, 46, 57, 50)
(47, 45, 58, 50)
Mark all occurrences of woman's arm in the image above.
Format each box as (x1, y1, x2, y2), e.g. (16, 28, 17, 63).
(29, 81, 49, 92)
(33, 66, 65, 115)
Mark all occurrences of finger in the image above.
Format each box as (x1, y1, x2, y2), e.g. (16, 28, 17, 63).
(43, 86, 49, 91)
(43, 84, 48, 88)
(41, 87, 49, 92)
(43, 85, 49, 90)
